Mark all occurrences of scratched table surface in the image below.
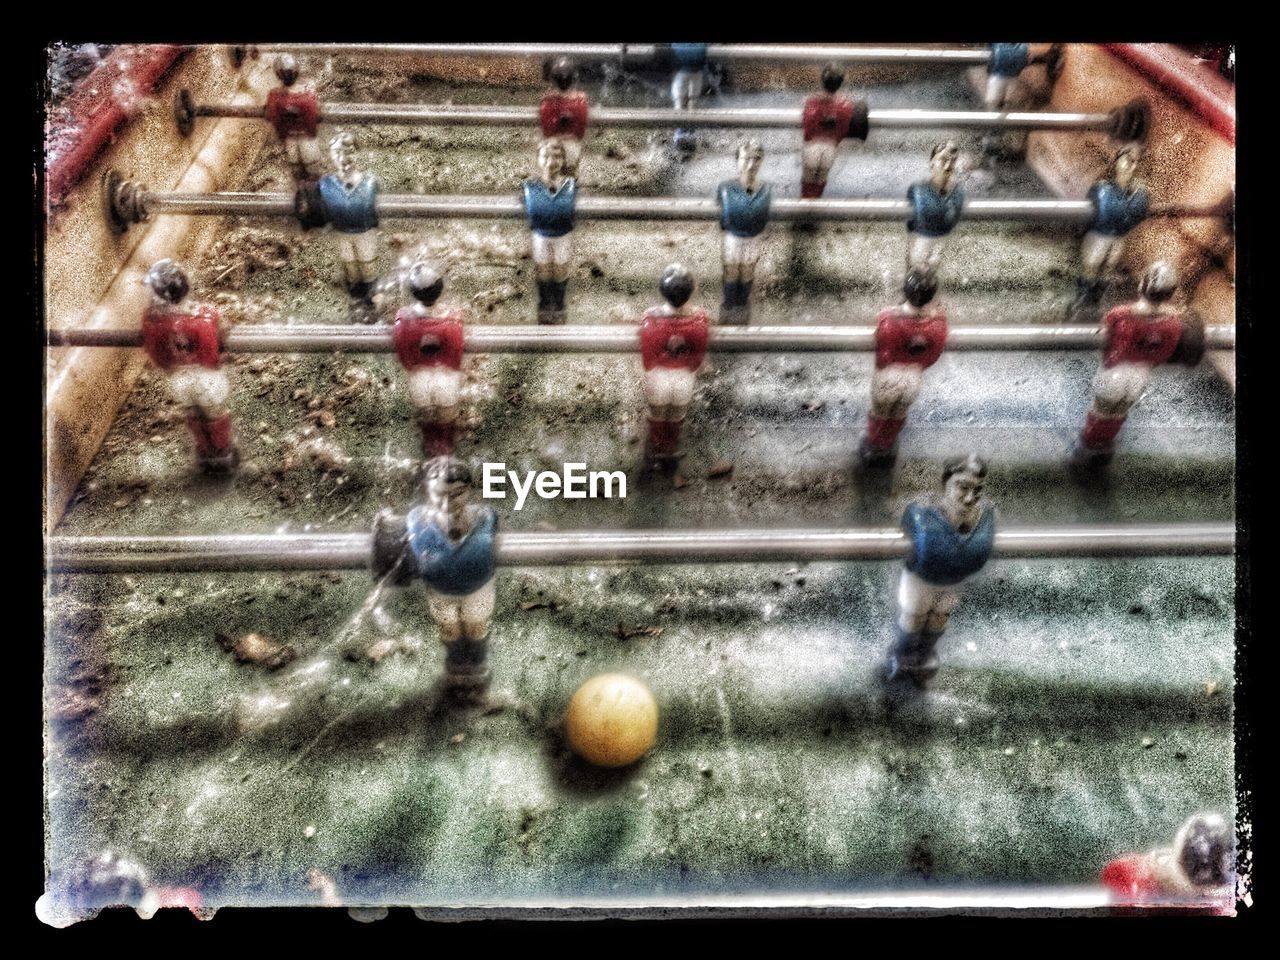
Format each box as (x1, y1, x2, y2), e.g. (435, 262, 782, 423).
(44, 60, 1236, 912)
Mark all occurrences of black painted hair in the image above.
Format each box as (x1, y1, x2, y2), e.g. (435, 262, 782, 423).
(1139, 261, 1177, 304)
(408, 263, 444, 305)
(274, 54, 299, 87)
(549, 56, 577, 90)
(659, 264, 695, 308)
(903, 269, 938, 308)
(820, 63, 845, 93)
(146, 259, 189, 304)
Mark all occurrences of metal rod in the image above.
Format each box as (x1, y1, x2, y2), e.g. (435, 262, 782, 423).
(47, 524, 1234, 574)
(45, 324, 1239, 354)
(193, 101, 1116, 133)
(245, 43, 996, 66)
(134, 188, 1223, 224)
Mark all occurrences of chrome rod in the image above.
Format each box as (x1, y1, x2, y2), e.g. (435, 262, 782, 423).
(46, 324, 1238, 354)
(47, 524, 1234, 574)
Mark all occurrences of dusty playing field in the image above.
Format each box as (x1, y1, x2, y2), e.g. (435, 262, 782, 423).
(44, 61, 1235, 912)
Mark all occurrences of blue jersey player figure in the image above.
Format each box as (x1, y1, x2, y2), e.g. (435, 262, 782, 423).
(372, 457, 498, 705)
(319, 132, 382, 324)
(669, 43, 708, 153)
(885, 454, 996, 687)
(523, 139, 577, 325)
(907, 141, 965, 275)
(718, 140, 771, 325)
(1072, 144, 1150, 319)
(981, 43, 1029, 159)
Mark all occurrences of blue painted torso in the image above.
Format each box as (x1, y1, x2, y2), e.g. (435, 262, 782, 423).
(318, 173, 379, 233)
(523, 178, 577, 237)
(672, 43, 708, 69)
(405, 507, 498, 596)
(902, 501, 996, 586)
(907, 182, 965, 237)
(989, 43, 1029, 78)
(718, 181, 772, 237)
(1089, 180, 1150, 237)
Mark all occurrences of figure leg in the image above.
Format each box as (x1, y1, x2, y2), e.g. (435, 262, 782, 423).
(801, 141, 836, 199)
(427, 590, 463, 646)
(444, 580, 496, 702)
(644, 369, 693, 464)
(672, 70, 700, 152)
(292, 136, 325, 180)
(351, 230, 380, 289)
(888, 570, 933, 683)
(408, 370, 463, 457)
(1079, 364, 1150, 461)
(172, 368, 239, 473)
(862, 366, 923, 465)
(561, 138, 583, 177)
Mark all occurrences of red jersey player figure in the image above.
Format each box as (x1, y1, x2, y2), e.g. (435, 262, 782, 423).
(1102, 813, 1233, 906)
(1075, 261, 1205, 467)
(540, 57, 588, 177)
(639, 264, 709, 470)
(264, 54, 323, 182)
(800, 63, 868, 199)
(860, 269, 948, 468)
(141, 260, 240, 475)
(393, 263, 465, 458)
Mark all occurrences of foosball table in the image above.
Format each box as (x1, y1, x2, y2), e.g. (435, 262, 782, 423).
(41, 42, 1241, 922)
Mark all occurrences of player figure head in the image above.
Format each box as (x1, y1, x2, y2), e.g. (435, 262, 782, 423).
(903, 268, 939, 311)
(930, 141, 961, 191)
(273, 53, 300, 88)
(659, 263, 695, 309)
(1110, 144, 1141, 188)
(423, 456, 474, 533)
(549, 56, 578, 91)
(737, 139, 764, 189)
(1139, 261, 1178, 305)
(941, 454, 987, 529)
(1174, 813, 1232, 889)
(407, 261, 444, 308)
(145, 259, 190, 304)
(537, 138, 567, 183)
(820, 62, 845, 94)
(329, 131, 357, 178)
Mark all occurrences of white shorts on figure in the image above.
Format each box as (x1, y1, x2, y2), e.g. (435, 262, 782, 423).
(1092, 362, 1153, 414)
(336, 231, 379, 264)
(908, 234, 946, 271)
(643, 368, 696, 410)
(285, 136, 324, 177)
(897, 569, 961, 622)
(1080, 230, 1125, 277)
(427, 579, 496, 629)
(168, 367, 231, 414)
(722, 233, 763, 271)
(801, 140, 838, 177)
(671, 69, 701, 108)
(407, 368, 464, 411)
(984, 74, 1013, 111)
(871, 364, 925, 414)
(531, 232, 573, 268)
